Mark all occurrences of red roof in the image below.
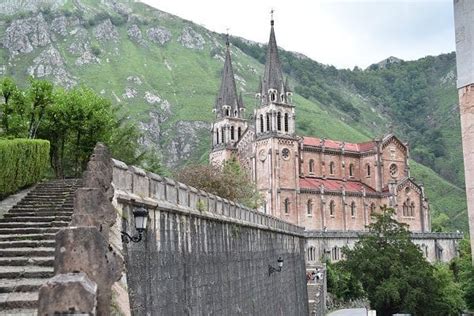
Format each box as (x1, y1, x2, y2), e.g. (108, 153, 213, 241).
(300, 177, 376, 193)
(302, 137, 375, 153)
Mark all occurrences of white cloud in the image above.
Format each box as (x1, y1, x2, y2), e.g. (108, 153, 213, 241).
(140, 0, 455, 69)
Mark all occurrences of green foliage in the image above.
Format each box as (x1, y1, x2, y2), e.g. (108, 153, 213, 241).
(450, 238, 474, 311)
(326, 260, 365, 302)
(342, 206, 464, 315)
(175, 156, 262, 208)
(0, 139, 49, 197)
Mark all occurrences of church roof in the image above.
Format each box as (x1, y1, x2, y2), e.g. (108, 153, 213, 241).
(299, 178, 377, 194)
(302, 137, 376, 153)
(262, 19, 285, 95)
(215, 39, 239, 116)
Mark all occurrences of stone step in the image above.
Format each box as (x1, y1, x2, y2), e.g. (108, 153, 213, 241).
(9, 207, 72, 212)
(0, 308, 37, 315)
(0, 279, 46, 294)
(4, 212, 72, 219)
(0, 228, 59, 235)
(0, 292, 38, 309)
(0, 234, 55, 242)
(0, 222, 68, 229)
(0, 257, 53, 267)
(0, 247, 54, 258)
(0, 216, 70, 223)
(0, 266, 53, 279)
(0, 240, 55, 249)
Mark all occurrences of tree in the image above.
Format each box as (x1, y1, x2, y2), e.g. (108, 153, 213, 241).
(27, 79, 54, 139)
(175, 156, 262, 208)
(450, 238, 474, 311)
(342, 207, 464, 316)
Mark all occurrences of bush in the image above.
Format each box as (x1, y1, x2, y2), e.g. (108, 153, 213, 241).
(0, 139, 50, 198)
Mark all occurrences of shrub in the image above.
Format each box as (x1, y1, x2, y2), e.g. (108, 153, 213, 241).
(0, 139, 50, 198)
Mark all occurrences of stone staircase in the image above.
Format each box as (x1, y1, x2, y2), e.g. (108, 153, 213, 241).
(0, 179, 80, 315)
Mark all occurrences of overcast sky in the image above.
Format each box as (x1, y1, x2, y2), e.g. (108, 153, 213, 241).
(140, 0, 455, 69)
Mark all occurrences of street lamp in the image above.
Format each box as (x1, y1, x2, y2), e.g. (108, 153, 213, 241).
(268, 257, 284, 276)
(121, 205, 149, 243)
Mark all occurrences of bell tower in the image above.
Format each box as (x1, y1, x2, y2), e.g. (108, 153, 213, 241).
(253, 14, 299, 220)
(209, 35, 247, 167)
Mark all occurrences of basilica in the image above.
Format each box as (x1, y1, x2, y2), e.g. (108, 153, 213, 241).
(209, 18, 460, 263)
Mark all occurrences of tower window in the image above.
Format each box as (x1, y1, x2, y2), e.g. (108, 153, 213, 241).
(270, 92, 276, 102)
(225, 108, 230, 116)
(349, 164, 354, 177)
(260, 115, 264, 133)
(238, 127, 242, 139)
(351, 201, 356, 217)
(307, 199, 312, 215)
(216, 129, 219, 144)
(266, 113, 270, 131)
(367, 164, 371, 176)
(277, 112, 281, 131)
(221, 127, 225, 143)
(329, 200, 335, 216)
(329, 162, 335, 175)
(284, 198, 290, 214)
(309, 159, 314, 173)
(231, 126, 235, 140)
(234, 110, 238, 117)
(280, 93, 285, 102)
(284, 113, 289, 132)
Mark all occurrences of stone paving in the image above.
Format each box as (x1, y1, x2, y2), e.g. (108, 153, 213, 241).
(0, 179, 80, 315)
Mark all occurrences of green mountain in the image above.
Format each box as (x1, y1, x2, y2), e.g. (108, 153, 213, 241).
(0, 0, 467, 232)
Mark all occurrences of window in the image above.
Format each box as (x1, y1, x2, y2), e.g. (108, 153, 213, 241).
(238, 127, 242, 139)
(216, 129, 219, 144)
(410, 202, 415, 217)
(309, 159, 314, 173)
(350, 201, 356, 217)
(260, 115, 264, 133)
(370, 203, 376, 214)
(307, 199, 312, 215)
(281, 148, 290, 160)
(389, 163, 398, 177)
(270, 91, 276, 102)
(277, 112, 281, 131)
(332, 246, 340, 261)
(266, 113, 270, 131)
(221, 127, 225, 143)
(367, 164, 371, 176)
(329, 200, 335, 216)
(349, 164, 354, 177)
(280, 93, 285, 102)
(307, 247, 316, 262)
(284, 113, 289, 132)
(284, 198, 290, 214)
(225, 108, 230, 116)
(230, 126, 235, 140)
(234, 110, 238, 117)
(403, 201, 408, 216)
(329, 162, 335, 175)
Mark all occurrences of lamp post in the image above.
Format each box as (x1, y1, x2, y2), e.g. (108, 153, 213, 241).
(268, 257, 284, 276)
(121, 205, 149, 243)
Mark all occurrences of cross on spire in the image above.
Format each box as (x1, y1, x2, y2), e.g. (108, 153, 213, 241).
(270, 8, 275, 25)
(225, 27, 230, 47)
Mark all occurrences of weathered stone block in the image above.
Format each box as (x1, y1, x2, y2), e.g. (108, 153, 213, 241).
(131, 166, 149, 197)
(55, 227, 124, 315)
(38, 272, 97, 315)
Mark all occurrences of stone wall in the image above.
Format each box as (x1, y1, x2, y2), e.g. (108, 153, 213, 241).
(305, 231, 462, 264)
(112, 159, 309, 315)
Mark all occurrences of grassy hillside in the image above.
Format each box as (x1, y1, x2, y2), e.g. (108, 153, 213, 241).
(0, 0, 467, 231)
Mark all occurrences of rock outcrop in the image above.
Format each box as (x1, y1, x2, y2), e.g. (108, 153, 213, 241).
(147, 27, 171, 45)
(4, 13, 51, 56)
(177, 26, 205, 50)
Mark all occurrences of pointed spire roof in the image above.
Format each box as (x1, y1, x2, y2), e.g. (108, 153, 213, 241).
(262, 17, 284, 95)
(215, 35, 239, 117)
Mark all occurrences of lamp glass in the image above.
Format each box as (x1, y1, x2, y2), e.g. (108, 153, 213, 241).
(133, 207, 149, 232)
(277, 257, 284, 268)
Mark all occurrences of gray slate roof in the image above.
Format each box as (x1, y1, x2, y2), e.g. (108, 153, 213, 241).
(215, 41, 241, 117)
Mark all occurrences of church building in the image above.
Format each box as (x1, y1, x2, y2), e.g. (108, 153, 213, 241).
(210, 17, 461, 263)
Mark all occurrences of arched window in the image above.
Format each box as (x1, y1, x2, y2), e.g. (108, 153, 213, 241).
(234, 110, 238, 117)
(284, 113, 289, 132)
(410, 202, 415, 217)
(309, 159, 314, 173)
(367, 164, 371, 176)
(270, 91, 276, 102)
(370, 203, 376, 214)
(307, 247, 316, 262)
(350, 201, 356, 217)
(280, 93, 285, 102)
(332, 246, 340, 261)
(284, 198, 290, 214)
(266, 113, 270, 131)
(329, 162, 335, 175)
(221, 127, 225, 143)
(277, 112, 282, 131)
(403, 201, 408, 216)
(225, 108, 230, 116)
(216, 129, 219, 144)
(230, 126, 235, 140)
(260, 115, 264, 133)
(349, 164, 354, 177)
(238, 127, 242, 139)
(307, 199, 312, 215)
(329, 200, 335, 216)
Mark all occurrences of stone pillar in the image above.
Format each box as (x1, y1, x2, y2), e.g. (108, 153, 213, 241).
(454, 0, 474, 264)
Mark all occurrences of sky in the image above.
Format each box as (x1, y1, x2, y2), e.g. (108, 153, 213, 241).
(140, 0, 455, 69)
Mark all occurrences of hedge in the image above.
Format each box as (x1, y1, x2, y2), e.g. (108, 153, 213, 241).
(0, 139, 50, 198)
